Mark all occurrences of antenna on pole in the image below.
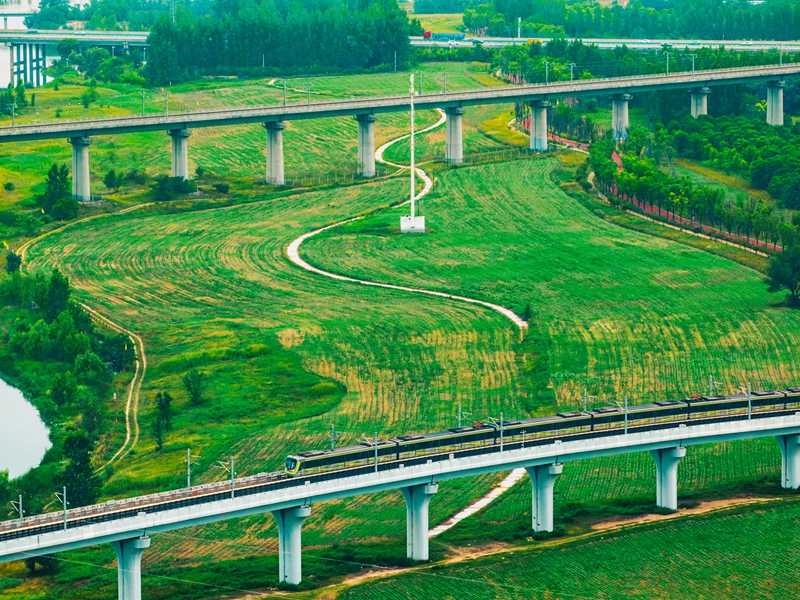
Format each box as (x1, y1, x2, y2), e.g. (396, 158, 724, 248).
(10, 495, 23, 522)
(55, 487, 67, 531)
(330, 423, 345, 451)
(187, 448, 201, 489)
(401, 73, 425, 233)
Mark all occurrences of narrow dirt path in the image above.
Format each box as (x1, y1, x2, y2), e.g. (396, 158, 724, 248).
(17, 203, 152, 470)
(286, 109, 528, 330)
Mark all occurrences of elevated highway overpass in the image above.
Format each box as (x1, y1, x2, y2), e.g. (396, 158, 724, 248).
(1, 64, 797, 198)
(0, 407, 798, 599)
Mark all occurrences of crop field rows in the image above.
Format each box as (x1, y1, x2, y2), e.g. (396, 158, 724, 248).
(343, 500, 800, 599)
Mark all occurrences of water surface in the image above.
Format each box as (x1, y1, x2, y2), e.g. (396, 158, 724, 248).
(0, 377, 51, 479)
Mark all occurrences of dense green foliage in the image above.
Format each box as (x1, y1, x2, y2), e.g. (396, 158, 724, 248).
(590, 133, 800, 249)
(144, 0, 413, 84)
(0, 269, 134, 513)
(414, 0, 470, 14)
(767, 245, 800, 305)
(465, 0, 800, 40)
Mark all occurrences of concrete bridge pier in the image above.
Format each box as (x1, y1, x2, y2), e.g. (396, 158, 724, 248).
(168, 128, 191, 180)
(650, 446, 686, 510)
(777, 434, 800, 489)
(69, 136, 92, 201)
(356, 114, 376, 177)
(111, 535, 150, 600)
(264, 121, 286, 185)
(401, 483, 438, 560)
(690, 87, 710, 118)
(767, 81, 786, 126)
(530, 100, 550, 152)
(272, 505, 311, 585)
(445, 106, 464, 163)
(525, 462, 563, 532)
(612, 93, 632, 142)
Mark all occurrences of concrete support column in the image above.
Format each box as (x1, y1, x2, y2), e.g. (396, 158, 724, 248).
(650, 446, 686, 510)
(264, 121, 285, 185)
(690, 87, 710, 118)
(401, 483, 438, 560)
(777, 434, 800, 489)
(525, 463, 563, 532)
(111, 535, 150, 600)
(355, 114, 376, 177)
(444, 106, 464, 163)
(168, 128, 191, 180)
(69, 136, 92, 201)
(767, 81, 786, 126)
(530, 100, 550, 152)
(272, 505, 311, 585)
(612, 93, 632, 142)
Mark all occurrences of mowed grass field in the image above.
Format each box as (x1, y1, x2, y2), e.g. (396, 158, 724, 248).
(342, 499, 800, 600)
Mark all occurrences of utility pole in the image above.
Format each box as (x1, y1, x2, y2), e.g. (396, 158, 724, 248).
(187, 448, 201, 489)
(521, 430, 527, 448)
(583, 387, 588, 412)
(665, 52, 671, 75)
(500, 412, 504, 452)
(262, 53, 265, 69)
(624, 396, 628, 434)
(141, 89, 145, 116)
(418, 72, 422, 95)
(307, 82, 311, 106)
(11, 495, 23, 522)
(394, 50, 397, 72)
(570, 62, 576, 83)
(55, 487, 67, 531)
(545, 61, 549, 84)
(330, 423, 345, 450)
(283, 80, 287, 106)
(213, 457, 236, 499)
(689, 53, 696, 74)
(373, 432, 379, 472)
(443, 72, 447, 95)
(517, 16, 521, 38)
(780, 44, 784, 66)
(165, 93, 169, 116)
(747, 383, 752, 420)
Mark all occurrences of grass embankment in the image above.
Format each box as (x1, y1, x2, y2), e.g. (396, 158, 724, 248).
(341, 498, 800, 599)
(0, 63, 508, 243)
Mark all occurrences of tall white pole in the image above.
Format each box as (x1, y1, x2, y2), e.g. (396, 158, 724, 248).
(410, 73, 416, 220)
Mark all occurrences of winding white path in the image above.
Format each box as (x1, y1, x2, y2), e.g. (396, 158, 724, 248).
(286, 109, 528, 330)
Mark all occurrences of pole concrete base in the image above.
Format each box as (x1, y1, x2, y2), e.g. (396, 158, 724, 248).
(69, 136, 91, 201)
(401, 483, 438, 560)
(777, 434, 800, 489)
(525, 463, 562, 532)
(111, 535, 150, 600)
(168, 128, 191, 180)
(690, 87, 710, 118)
(264, 121, 285, 185)
(650, 446, 686, 510)
(400, 215, 425, 233)
(272, 505, 311, 585)
(445, 107, 464, 163)
(530, 100, 550, 152)
(612, 93, 631, 142)
(767, 81, 785, 126)
(356, 114, 376, 177)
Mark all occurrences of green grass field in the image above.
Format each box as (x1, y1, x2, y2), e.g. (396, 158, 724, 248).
(341, 499, 800, 599)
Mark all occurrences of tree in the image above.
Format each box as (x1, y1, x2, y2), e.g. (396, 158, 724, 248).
(14, 79, 27, 108)
(51, 196, 79, 220)
(767, 246, 800, 307)
(81, 87, 99, 109)
(74, 350, 110, 384)
(39, 164, 71, 215)
(152, 416, 164, 451)
(182, 370, 207, 405)
(51, 371, 78, 407)
(155, 391, 173, 431)
(44, 268, 71, 322)
(0, 469, 11, 507)
(103, 169, 124, 192)
(60, 432, 101, 507)
(5, 251, 21, 274)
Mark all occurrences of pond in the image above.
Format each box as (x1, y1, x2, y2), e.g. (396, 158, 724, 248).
(0, 377, 51, 479)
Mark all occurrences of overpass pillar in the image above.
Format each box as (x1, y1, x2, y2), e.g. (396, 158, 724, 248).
(529, 100, 550, 152)
(612, 93, 632, 142)
(356, 114, 376, 177)
(525, 463, 563, 532)
(445, 106, 464, 163)
(272, 505, 311, 585)
(766, 81, 786, 126)
(168, 128, 191, 180)
(401, 483, 438, 560)
(650, 446, 685, 510)
(777, 434, 800, 489)
(690, 87, 710, 118)
(69, 136, 92, 202)
(111, 535, 150, 600)
(264, 121, 285, 185)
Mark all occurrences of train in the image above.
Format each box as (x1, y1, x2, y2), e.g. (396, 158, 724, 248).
(285, 387, 800, 475)
(422, 31, 466, 41)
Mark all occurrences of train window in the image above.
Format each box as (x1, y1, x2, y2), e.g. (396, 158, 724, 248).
(285, 458, 297, 470)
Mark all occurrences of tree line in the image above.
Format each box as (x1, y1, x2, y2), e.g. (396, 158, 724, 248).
(464, 0, 800, 41)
